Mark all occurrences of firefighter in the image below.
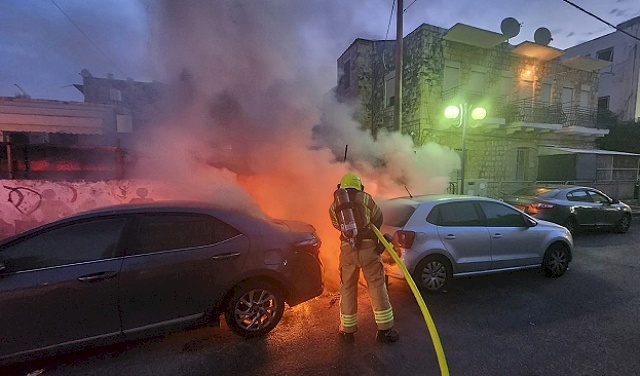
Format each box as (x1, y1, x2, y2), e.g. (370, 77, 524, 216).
(329, 173, 399, 344)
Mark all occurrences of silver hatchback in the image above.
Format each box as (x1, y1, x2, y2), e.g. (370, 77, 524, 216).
(381, 195, 573, 293)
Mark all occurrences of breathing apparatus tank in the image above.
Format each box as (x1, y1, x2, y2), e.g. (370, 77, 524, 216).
(334, 188, 359, 250)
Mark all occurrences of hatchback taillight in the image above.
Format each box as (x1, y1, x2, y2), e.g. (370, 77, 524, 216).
(393, 230, 415, 248)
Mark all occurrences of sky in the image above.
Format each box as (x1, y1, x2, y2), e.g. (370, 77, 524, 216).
(2, 0, 639, 288)
(1, 0, 639, 102)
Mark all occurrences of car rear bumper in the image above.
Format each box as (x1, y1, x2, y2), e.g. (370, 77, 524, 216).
(285, 252, 324, 306)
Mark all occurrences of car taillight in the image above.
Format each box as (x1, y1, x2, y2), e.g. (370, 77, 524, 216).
(294, 237, 321, 257)
(528, 202, 554, 214)
(393, 230, 415, 248)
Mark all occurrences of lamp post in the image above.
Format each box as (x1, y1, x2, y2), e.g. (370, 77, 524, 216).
(444, 103, 487, 195)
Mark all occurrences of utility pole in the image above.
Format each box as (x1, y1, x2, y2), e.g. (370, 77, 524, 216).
(394, 0, 403, 134)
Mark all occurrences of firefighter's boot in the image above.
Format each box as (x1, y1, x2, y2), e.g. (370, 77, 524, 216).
(376, 328, 399, 344)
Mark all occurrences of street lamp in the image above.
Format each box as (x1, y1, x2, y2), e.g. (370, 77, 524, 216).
(444, 103, 487, 195)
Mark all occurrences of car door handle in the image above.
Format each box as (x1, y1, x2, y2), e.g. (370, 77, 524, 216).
(443, 235, 456, 239)
(492, 233, 503, 238)
(212, 252, 241, 260)
(78, 271, 118, 282)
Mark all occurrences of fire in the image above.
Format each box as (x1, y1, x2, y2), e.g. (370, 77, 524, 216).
(238, 171, 346, 292)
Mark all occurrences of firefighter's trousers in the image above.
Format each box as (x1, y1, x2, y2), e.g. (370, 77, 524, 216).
(339, 238, 394, 334)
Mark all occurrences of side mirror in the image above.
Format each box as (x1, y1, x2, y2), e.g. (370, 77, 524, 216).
(526, 217, 538, 228)
(611, 199, 620, 204)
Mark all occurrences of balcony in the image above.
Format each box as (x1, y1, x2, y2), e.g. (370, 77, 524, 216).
(507, 99, 566, 125)
(507, 99, 613, 129)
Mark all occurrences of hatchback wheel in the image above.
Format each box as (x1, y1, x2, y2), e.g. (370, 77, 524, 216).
(543, 244, 570, 278)
(413, 255, 452, 293)
(614, 213, 631, 234)
(224, 281, 284, 337)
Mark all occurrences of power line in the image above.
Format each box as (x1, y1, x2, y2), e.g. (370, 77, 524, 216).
(404, 0, 420, 12)
(562, 0, 640, 43)
(49, 0, 127, 76)
(385, 0, 396, 40)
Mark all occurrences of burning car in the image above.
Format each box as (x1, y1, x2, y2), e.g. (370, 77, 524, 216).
(0, 201, 323, 365)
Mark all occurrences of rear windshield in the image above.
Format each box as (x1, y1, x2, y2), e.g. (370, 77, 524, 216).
(382, 202, 416, 227)
(512, 187, 559, 198)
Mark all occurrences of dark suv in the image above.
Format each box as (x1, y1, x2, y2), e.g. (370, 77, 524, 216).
(0, 201, 323, 364)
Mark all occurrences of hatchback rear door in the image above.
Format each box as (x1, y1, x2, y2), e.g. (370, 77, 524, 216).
(431, 201, 492, 273)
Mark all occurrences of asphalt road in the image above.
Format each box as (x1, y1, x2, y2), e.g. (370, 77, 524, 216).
(4, 226, 640, 376)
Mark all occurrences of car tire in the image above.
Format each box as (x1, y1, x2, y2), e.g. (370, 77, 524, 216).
(542, 243, 570, 278)
(224, 281, 284, 338)
(564, 217, 578, 235)
(613, 213, 631, 234)
(413, 255, 452, 293)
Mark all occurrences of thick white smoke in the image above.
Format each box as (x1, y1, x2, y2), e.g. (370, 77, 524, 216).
(136, 0, 460, 290)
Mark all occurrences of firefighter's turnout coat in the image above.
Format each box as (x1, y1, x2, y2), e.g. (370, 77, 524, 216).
(329, 188, 394, 334)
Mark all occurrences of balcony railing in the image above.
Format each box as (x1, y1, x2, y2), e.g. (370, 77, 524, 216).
(507, 99, 566, 125)
(508, 100, 616, 129)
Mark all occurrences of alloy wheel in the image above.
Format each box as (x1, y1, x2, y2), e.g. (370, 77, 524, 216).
(232, 288, 279, 332)
(420, 260, 448, 291)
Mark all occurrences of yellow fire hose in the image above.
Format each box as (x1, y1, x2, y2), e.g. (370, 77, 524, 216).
(371, 225, 450, 376)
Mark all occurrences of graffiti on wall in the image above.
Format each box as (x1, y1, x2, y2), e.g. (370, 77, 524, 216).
(0, 180, 158, 239)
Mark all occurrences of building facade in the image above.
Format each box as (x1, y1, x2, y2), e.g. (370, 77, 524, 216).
(336, 22, 623, 194)
(563, 16, 640, 123)
(0, 70, 163, 181)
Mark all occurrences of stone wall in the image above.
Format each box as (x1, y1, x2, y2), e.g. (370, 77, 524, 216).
(0, 179, 160, 239)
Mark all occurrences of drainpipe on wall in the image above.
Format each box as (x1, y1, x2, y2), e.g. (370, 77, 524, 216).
(3, 133, 13, 179)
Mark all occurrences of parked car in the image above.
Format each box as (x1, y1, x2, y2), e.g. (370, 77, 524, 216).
(0, 201, 324, 365)
(501, 185, 632, 235)
(380, 195, 573, 293)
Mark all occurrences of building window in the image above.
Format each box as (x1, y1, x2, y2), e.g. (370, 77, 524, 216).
(598, 96, 610, 110)
(596, 47, 614, 62)
(579, 85, 590, 108)
(384, 73, 395, 107)
(110, 88, 122, 102)
(443, 61, 460, 92)
(540, 81, 552, 104)
(469, 66, 487, 93)
(499, 72, 513, 97)
(342, 59, 351, 89)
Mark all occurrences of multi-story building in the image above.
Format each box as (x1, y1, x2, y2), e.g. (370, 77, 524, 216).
(563, 15, 640, 123)
(335, 22, 638, 196)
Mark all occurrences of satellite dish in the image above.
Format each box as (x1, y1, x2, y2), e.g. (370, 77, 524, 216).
(534, 27, 553, 46)
(500, 17, 521, 38)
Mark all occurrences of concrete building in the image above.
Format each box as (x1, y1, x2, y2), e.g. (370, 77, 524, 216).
(335, 22, 637, 196)
(74, 69, 166, 148)
(563, 16, 640, 123)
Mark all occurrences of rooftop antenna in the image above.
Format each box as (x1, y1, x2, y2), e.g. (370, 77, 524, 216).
(500, 17, 521, 39)
(405, 185, 413, 198)
(14, 84, 30, 98)
(343, 145, 348, 162)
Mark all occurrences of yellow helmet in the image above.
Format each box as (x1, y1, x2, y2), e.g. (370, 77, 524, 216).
(339, 173, 363, 190)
